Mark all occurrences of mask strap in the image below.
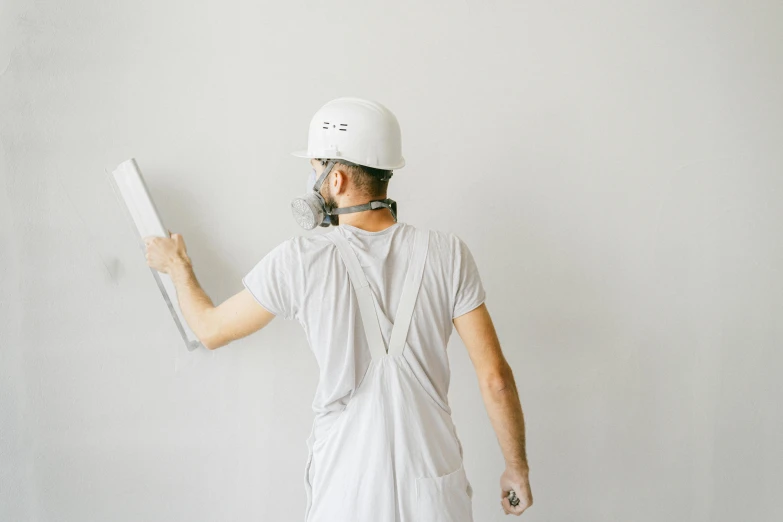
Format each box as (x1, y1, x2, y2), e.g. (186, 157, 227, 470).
(329, 198, 398, 221)
(312, 160, 335, 191)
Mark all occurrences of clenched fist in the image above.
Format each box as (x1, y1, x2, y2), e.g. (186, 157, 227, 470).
(500, 466, 533, 516)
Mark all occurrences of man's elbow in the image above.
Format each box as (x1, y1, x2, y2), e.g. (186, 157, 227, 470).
(201, 336, 220, 350)
(196, 310, 224, 350)
(200, 331, 228, 350)
(481, 365, 515, 394)
(198, 320, 227, 350)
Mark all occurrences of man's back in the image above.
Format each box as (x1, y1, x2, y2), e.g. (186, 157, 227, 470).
(242, 221, 486, 438)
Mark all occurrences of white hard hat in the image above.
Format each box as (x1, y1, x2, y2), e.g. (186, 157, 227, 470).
(291, 97, 405, 170)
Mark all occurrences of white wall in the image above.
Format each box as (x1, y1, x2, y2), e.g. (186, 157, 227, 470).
(2, 1, 782, 520)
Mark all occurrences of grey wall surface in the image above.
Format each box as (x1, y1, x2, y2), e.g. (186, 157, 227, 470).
(2, 1, 781, 520)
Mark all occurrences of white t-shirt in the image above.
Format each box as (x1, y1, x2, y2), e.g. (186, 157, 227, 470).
(242, 221, 486, 438)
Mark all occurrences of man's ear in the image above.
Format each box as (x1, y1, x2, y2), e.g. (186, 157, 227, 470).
(332, 168, 349, 195)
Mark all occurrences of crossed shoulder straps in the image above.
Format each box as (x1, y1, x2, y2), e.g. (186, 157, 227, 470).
(326, 226, 430, 359)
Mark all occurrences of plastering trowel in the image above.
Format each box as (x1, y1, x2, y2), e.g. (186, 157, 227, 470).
(107, 158, 203, 352)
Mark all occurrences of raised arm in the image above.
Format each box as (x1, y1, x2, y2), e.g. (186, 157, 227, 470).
(165, 257, 276, 349)
(453, 302, 533, 516)
(144, 233, 275, 350)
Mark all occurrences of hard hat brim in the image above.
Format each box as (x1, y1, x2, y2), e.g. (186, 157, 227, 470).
(291, 149, 405, 170)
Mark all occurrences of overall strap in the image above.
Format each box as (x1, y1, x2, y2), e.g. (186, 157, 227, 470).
(327, 227, 430, 359)
(387, 228, 429, 357)
(327, 230, 388, 360)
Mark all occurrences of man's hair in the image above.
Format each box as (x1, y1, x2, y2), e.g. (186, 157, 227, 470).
(317, 158, 392, 199)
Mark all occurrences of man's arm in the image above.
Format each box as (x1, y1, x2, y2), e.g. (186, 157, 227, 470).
(168, 258, 275, 350)
(453, 302, 533, 515)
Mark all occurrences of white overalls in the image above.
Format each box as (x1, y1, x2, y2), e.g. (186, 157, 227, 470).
(302, 227, 475, 522)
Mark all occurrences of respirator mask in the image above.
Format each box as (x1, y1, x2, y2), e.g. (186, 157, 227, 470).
(290, 159, 398, 230)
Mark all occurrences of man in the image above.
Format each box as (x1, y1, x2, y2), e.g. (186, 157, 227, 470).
(144, 97, 533, 520)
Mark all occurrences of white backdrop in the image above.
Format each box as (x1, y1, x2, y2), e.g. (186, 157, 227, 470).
(2, 1, 782, 520)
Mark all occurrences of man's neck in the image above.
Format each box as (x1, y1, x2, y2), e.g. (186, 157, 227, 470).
(337, 208, 397, 232)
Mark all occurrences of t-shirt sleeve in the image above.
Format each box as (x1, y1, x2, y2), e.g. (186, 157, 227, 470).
(451, 234, 487, 319)
(242, 238, 298, 321)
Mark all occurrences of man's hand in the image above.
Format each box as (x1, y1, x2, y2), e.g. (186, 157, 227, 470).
(143, 231, 190, 274)
(500, 465, 533, 515)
